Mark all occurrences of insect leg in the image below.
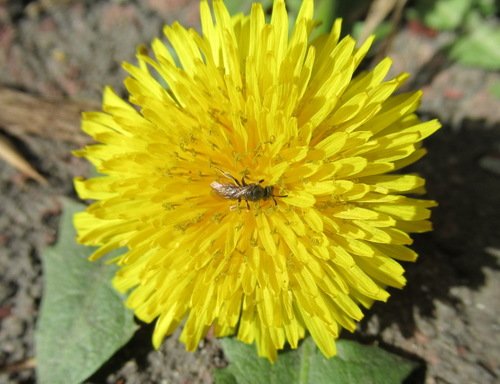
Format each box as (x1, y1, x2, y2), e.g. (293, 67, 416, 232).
(258, 179, 264, 184)
(245, 199, 250, 210)
(272, 192, 288, 205)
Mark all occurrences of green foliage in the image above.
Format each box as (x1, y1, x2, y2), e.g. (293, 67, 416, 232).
(409, 0, 499, 70)
(215, 337, 419, 384)
(35, 200, 137, 384)
(224, 0, 273, 15)
(412, 0, 472, 30)
(286, 0, 338, 39)
(449, 21, 500, 70)
(352, 21, 393, 42)
(488, 81, 500, 99)
(410, 0, 497, 30)
(225, 0, 338, 40)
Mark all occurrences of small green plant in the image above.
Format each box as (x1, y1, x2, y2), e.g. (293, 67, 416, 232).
(408, 0, 500, 70)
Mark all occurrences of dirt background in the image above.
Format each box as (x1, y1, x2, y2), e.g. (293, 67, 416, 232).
(0, 1, 499, 383)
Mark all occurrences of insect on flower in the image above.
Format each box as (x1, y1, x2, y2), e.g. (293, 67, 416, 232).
(210, 168, 287, 209)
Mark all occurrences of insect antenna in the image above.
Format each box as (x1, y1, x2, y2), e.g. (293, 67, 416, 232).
(271, 192, 288, 205)
(213, 166, 241, 186)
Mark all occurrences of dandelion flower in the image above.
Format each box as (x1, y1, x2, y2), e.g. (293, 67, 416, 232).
(74, 0, 440, 361)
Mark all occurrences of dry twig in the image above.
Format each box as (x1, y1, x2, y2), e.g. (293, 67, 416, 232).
(0, 357, 36, 374)
(0, 86, 98, 182)
(0, 133, 48, 184)
(359, 0, 402, 43)
(0, 87, 97, 146)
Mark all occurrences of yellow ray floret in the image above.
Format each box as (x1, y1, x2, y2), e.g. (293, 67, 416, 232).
(74, 0, 440, 362)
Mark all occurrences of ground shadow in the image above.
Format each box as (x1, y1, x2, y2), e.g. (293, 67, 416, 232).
(86, 321, 154, 383)
(361, 118, 500, 337)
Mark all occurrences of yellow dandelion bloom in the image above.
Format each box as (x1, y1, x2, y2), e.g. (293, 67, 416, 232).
(74, 0, 440, 361)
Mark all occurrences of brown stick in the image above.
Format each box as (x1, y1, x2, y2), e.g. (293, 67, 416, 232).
(0, 357, 36, 374)
(0, 86, 98, 146)
(0, 133, 48, 184)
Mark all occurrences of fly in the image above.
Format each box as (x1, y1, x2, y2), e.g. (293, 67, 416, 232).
(210, 169, 287, 209)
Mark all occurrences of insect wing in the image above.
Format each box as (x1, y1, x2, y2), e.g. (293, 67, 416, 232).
(210, 181, 245, 200)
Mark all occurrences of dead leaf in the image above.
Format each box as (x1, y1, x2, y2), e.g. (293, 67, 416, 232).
(0, 133, 48, 185)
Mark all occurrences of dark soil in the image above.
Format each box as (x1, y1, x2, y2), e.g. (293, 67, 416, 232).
(1, 1, 499, 383)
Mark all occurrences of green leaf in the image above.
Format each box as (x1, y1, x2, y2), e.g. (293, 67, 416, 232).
(488, 81, 500, 99)
(285, 0, 338, 39)
(214, 369, 239, 384)
(35, 200, 137, 384)
(475, 0, 497, 16)
(312, 0, 338, 39)
(352, 21, 393, 42)
(449, 22, 500, 70)
(225, 0, 273, 15)
(216, 337, 419, 384)
(416, 0, 472, 30)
